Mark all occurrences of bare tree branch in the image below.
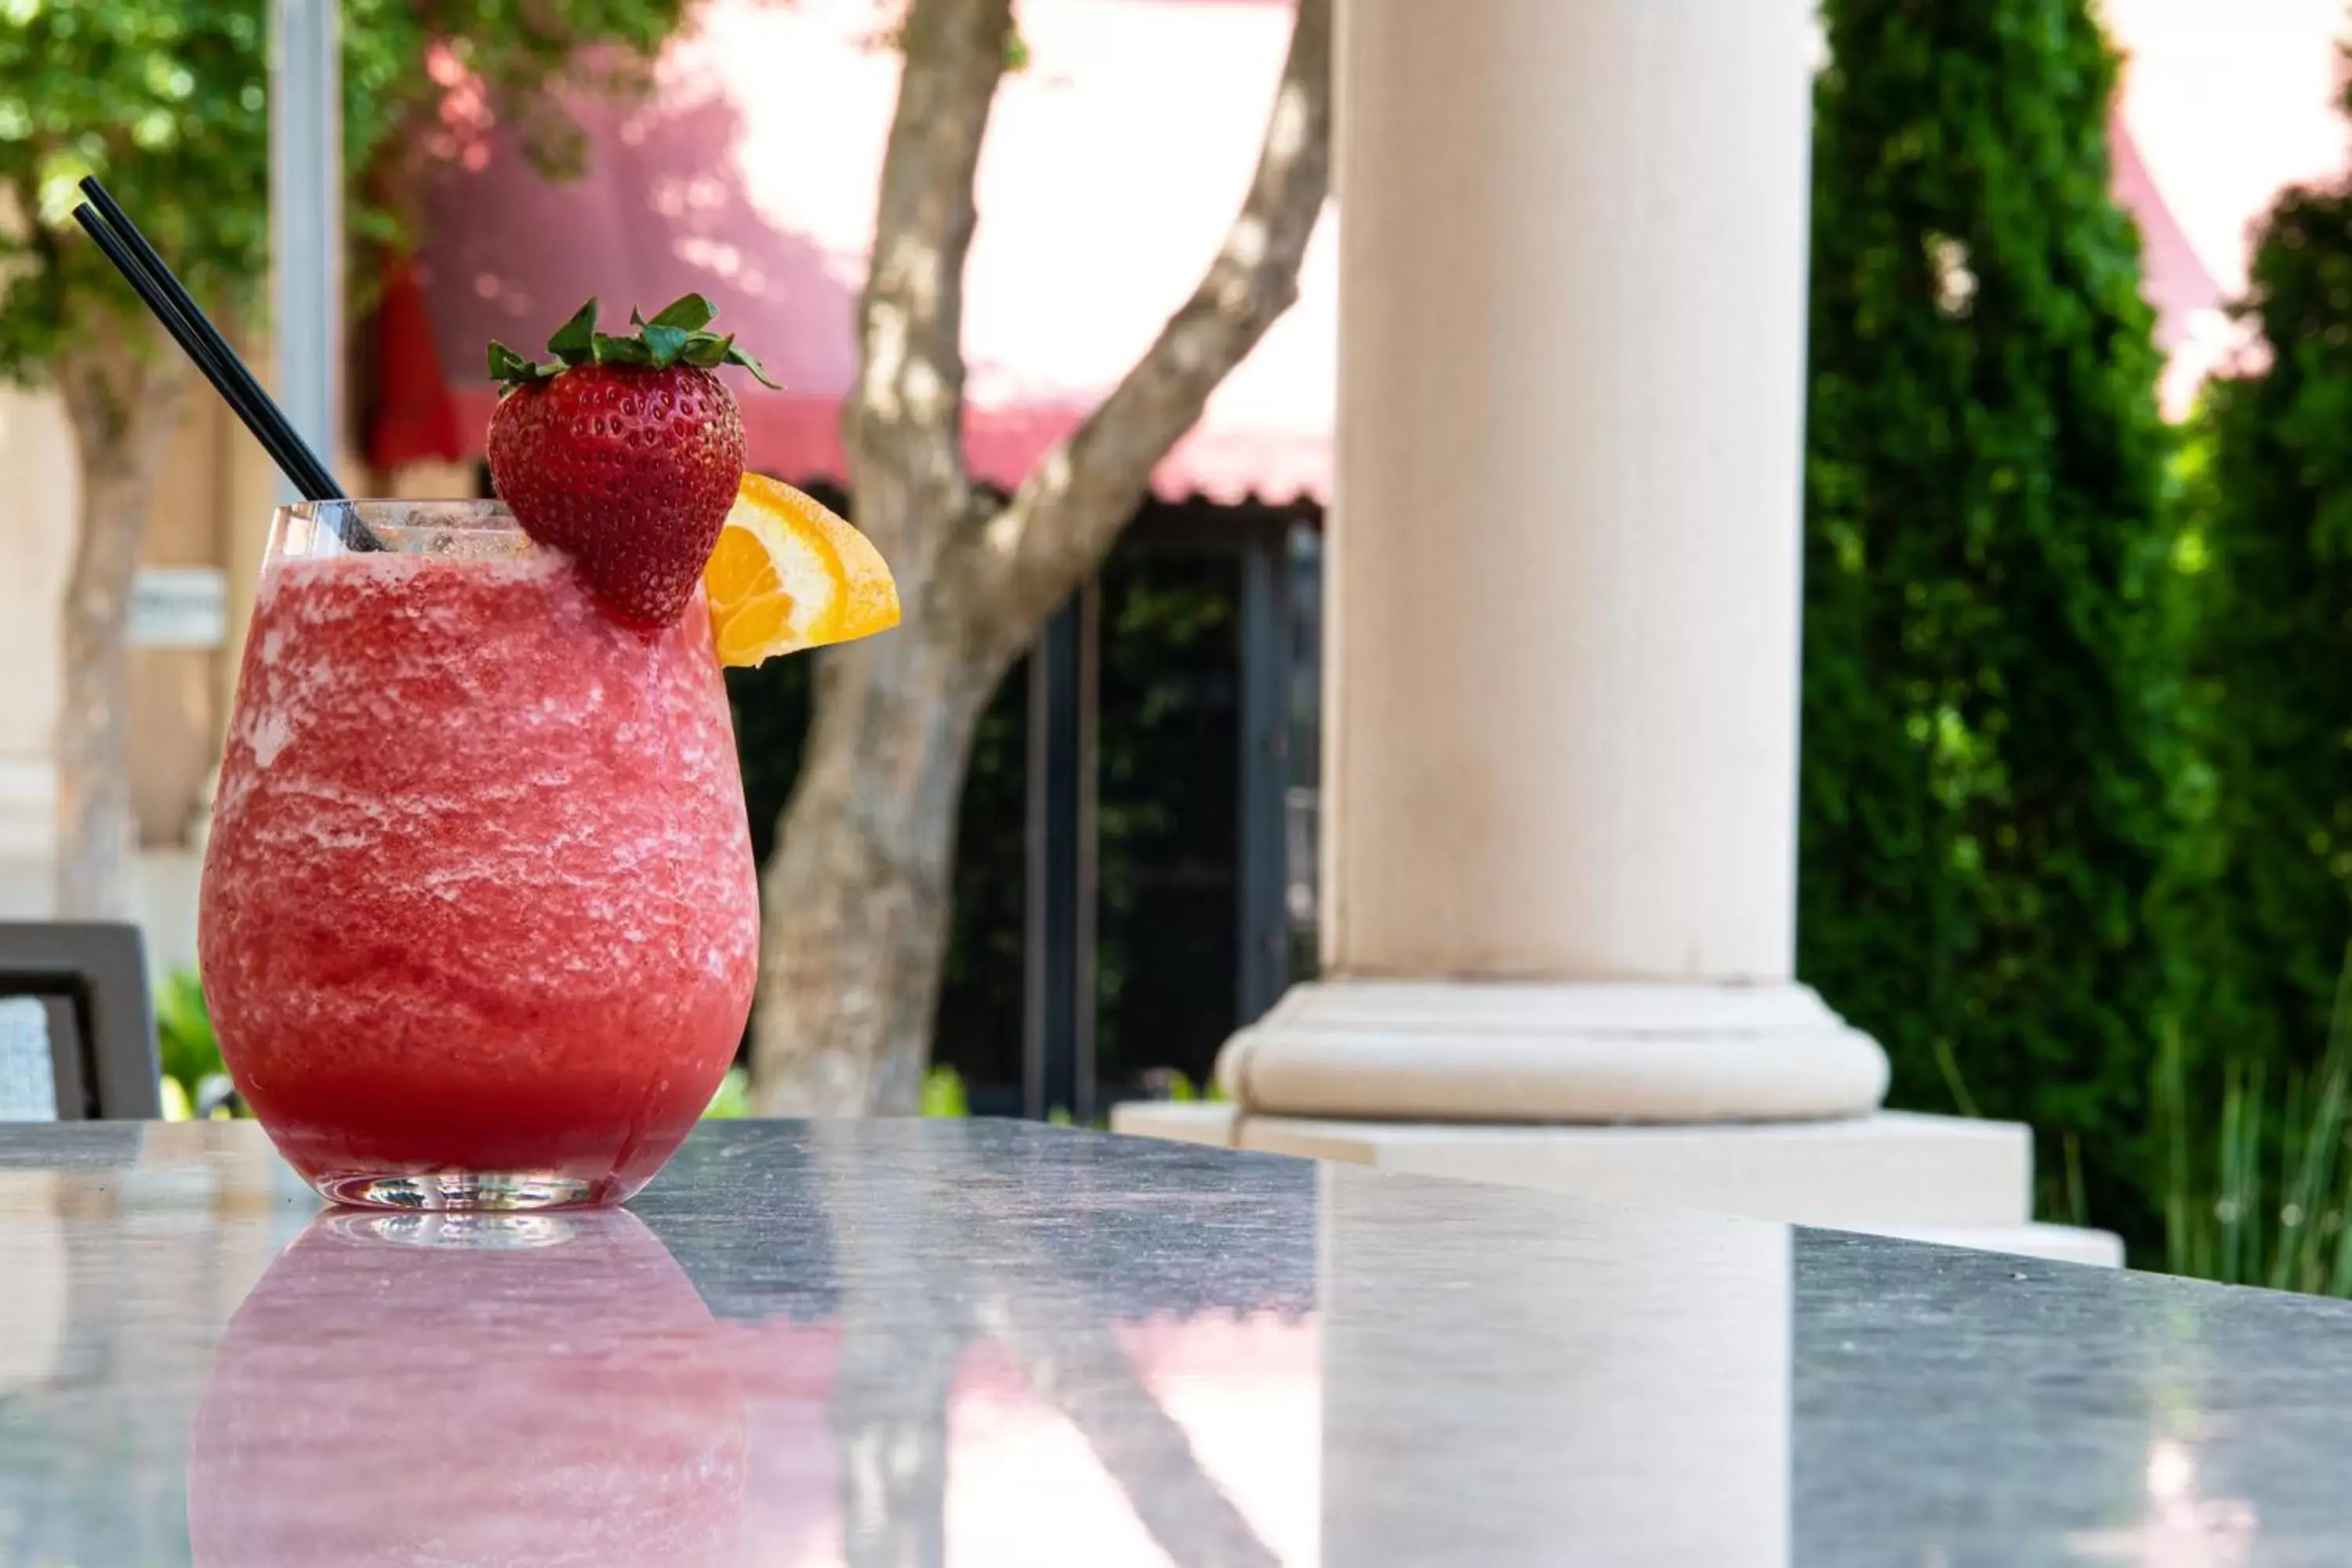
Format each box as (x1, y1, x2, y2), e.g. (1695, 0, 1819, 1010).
(950, 0, 1332, 665)
(848, 0, 1015, 572)
(759, 0, 1335, 1111)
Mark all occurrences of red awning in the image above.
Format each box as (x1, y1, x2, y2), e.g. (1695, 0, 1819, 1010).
(386, 0, 1334, 503)
(2110, 116, 2220, 354)
(2103, 0, 2352, 415)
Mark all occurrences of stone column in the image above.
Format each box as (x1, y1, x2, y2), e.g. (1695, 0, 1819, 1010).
(1219, 0, 1886, 1120)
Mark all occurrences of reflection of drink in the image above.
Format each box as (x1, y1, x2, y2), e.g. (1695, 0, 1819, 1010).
(198, 503, 758, 1209)
(188, 1209, 746, 1564)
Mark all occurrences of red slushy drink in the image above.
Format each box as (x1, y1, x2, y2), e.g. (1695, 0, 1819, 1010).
(199, 505, 758, 1207)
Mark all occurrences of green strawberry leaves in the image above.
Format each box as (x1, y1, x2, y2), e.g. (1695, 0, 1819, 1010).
(548, 297, 599, 361)
(644, 295, 716, 332)
(590, 333, 654, 366)
(720, 339, 774, 384)
(488, 293, 781, 390)
(486, 339, 557, 386)
(641, 322, 691, 363)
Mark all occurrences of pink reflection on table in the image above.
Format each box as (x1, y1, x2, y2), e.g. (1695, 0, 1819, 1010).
(187, 1210, 746, 1566)
(729, 1312, 1319, 1566)
(190, 1206, 1316, 1565)
(948, 1316, 1319, 1567)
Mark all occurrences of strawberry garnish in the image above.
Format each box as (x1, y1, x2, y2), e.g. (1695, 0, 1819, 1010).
(484, 295, 779, 630)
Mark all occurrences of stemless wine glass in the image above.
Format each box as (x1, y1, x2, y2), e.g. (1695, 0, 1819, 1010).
(198, 501, 758, 1209)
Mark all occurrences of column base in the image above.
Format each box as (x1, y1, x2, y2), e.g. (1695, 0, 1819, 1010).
(1216, 978, 1889, 1123)
(1107, 1102, 2123, 1268)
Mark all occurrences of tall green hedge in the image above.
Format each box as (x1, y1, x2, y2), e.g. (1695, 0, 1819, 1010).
(1800, 0, 2173, 1244)
(2156, 140, 2352, 1125)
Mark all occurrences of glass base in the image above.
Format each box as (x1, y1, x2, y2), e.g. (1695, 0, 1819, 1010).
(330, 1211, 583, 1249)
(313, 1171, 612, 1211)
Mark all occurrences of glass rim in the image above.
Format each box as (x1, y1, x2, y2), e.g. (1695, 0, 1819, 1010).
(277, 498, 516, 530)
(268, 499, 531, 561)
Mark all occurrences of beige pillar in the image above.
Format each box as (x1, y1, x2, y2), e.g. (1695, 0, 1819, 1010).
(1219, 0, 1886, 1120)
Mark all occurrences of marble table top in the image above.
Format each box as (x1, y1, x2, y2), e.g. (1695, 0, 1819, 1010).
(0, 1119, 2347, 1565)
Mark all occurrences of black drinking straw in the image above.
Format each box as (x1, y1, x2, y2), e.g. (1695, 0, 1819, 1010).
(71, 176, 383, 549)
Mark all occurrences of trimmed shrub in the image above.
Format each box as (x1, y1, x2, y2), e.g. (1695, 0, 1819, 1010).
(1801, 0, 2174, 1246)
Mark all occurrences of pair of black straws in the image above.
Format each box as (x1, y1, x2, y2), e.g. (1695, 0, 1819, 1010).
(71, 175, 375, 543)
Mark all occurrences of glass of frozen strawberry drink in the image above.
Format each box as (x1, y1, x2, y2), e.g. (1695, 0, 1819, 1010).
(189, 1207, 747, 1563)
(198, 499, 759, 1209)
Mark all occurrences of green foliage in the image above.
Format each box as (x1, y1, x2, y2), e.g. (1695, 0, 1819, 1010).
(1800, 0, 2173, 1246)
(154, 968, 246, 1117)
(2154, 138, 2352, 1149)
(930, 658, 1029, 1097)
(154, 968, 220, 1092)
(702, 1065, 752, 1119)
(1133, 1069, 1229, 1105)
(0, 0, 685, 387)
(2158, 945, 2352, 1294)
(919, 1065, 970, 1118)
(1096, 546, 1243, 1092)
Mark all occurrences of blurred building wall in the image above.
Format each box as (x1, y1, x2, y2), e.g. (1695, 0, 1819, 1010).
(0, 364, 280, 975)
(0, 388, 75, 921)
(135, 392, 234, 848)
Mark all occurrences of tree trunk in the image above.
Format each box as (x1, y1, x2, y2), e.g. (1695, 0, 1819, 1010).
(751, 0, 1014, 1115)
(753, 628, 997, 1114)
(52, 326, 187, 920)
(752, 0, 1330, 1113)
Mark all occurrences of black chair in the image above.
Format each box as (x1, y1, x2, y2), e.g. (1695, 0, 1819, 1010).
(0, 923, 161, 1120)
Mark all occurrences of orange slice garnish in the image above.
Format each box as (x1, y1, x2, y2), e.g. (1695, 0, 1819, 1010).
(704, 474, 900, 666)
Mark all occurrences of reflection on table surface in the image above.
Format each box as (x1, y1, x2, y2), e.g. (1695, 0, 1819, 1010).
(189, 1209, 746, 1566)
(2, 1118, 2350, 1565)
